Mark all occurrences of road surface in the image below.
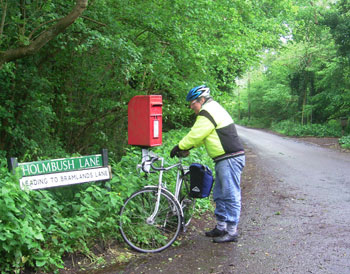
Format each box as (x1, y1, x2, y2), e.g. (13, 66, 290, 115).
(96, 126, 350, 274)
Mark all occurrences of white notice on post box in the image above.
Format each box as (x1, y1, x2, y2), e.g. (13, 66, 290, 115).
(19, 167, 111, 190)
(153, 120, 159, 138)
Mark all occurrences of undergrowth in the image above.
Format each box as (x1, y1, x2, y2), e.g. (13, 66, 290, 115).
(339, 135, 350, 149)
(271, 120, 343, 137)
(0, 128, 213, 273)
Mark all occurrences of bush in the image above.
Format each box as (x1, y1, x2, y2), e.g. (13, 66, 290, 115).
(162, 98, 194, 130)
(238, 117, 271, 128)
(0, 161, 124, 273)
(271, 120, 342, 137)
(339, 135, 350, 149)
(0, 128, 213, 273)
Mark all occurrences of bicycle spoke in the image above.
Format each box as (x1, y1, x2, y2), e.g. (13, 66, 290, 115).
(120, 188, 181, 253)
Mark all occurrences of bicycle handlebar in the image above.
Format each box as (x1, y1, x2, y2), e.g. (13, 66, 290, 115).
(139, 156, 182, 173)
(138, 148, 187, 173)
(150, 157, 181, 172)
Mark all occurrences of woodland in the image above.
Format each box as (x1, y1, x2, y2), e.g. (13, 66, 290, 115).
(0, 0, 350, 272)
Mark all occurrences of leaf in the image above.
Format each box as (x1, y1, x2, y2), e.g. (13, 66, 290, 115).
(34, 232, 44, 241)
(36, 260, 46, 267)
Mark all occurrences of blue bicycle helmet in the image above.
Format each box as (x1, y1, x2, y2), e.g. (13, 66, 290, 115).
(186, 85, 210, 102)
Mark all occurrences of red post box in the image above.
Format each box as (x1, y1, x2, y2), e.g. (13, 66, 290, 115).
(128, 95, 162, 147)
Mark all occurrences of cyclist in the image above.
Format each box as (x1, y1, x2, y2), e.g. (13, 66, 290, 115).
(170, 85, 245, 243)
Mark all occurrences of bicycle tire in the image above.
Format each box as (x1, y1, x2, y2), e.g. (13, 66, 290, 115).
(179, 172, 196, 230)
(119, 188, 182, 253)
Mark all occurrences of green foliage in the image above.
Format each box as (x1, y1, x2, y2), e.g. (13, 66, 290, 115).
(271, 120, 342, 137)
(2, 0, 350, 268)
(0, 0, 292, 160)
(322, 0, 350, 60)
(0, 163, 123, 272)
(0, 129, 214, 273)
(339, 135, 350, 149)
(163, 98, 194, 129)
(236, 1, 350, 133)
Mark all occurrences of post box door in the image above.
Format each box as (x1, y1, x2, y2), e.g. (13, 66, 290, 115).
(128, 95, 162, 147)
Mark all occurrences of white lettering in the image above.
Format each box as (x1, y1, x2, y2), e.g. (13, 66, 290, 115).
(68, 160, 75, 170)
(51, 162, 58, 172)
(30, 164, 38, 174)
(36, 164, 43, 174)
(95, 156, 101, 166)
(89, 157, 99, 167)
(84, 158, 91, 168)
(78, 157, 100, 169)
(21, 165, 30, 176)
(42, 163, 51, 173)
(56, 161, 63, 172)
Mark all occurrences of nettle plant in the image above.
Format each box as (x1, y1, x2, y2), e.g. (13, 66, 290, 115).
(0, 129, 214, 273)
(0, 162, 125, 273)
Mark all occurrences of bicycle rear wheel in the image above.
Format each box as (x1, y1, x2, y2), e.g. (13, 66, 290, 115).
(119, 188, 182, 253)
(179, 172, 196, 230)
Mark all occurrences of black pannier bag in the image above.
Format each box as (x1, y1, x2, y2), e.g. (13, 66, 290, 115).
(189, 163, 214, 198)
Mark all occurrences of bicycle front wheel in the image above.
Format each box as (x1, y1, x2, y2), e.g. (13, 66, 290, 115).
(119, 188, 182, 253)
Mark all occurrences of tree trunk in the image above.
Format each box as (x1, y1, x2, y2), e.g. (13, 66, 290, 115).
(0, 1, 7, 37)
(301, 88, 307, 125)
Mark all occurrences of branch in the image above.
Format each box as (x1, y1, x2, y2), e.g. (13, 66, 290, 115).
(0, 0, 7, 37)
(134, 29, 148, 41)
(28, 18, 60, 40)
(0, 0, 88, 67)
(19, 0, 26, 36)
(81, 15, 107, 27)
(73, 105, 122, 146)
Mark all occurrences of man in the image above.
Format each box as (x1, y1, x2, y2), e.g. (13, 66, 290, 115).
(170, 85, 245, 243)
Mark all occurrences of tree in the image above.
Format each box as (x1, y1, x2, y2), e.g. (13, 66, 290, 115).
(237, 0, 350, 130)
(0, 0, 294, 159)
(322, 0, 350, 60)
(0, 0, 88, 67)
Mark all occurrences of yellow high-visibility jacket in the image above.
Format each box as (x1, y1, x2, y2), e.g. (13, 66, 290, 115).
(179, 99, 244, 161)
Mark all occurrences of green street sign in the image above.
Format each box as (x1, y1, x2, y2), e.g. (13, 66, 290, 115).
(19, 155, 103, 177)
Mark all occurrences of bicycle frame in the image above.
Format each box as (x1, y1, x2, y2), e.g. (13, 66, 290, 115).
(139, 149, 186, 225)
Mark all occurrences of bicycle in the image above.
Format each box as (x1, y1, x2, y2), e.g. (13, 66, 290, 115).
(119, 148, 196, 253)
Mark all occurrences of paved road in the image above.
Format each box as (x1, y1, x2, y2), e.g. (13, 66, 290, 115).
(238, 126, 350, 208)
(106, 126, 350, 274)
(237, 126, 350, 273)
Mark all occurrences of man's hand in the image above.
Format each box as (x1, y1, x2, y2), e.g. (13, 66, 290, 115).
(170, 145, 180, 158)
(170, 145, 190, 158)
(177, 150, 190, 158)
